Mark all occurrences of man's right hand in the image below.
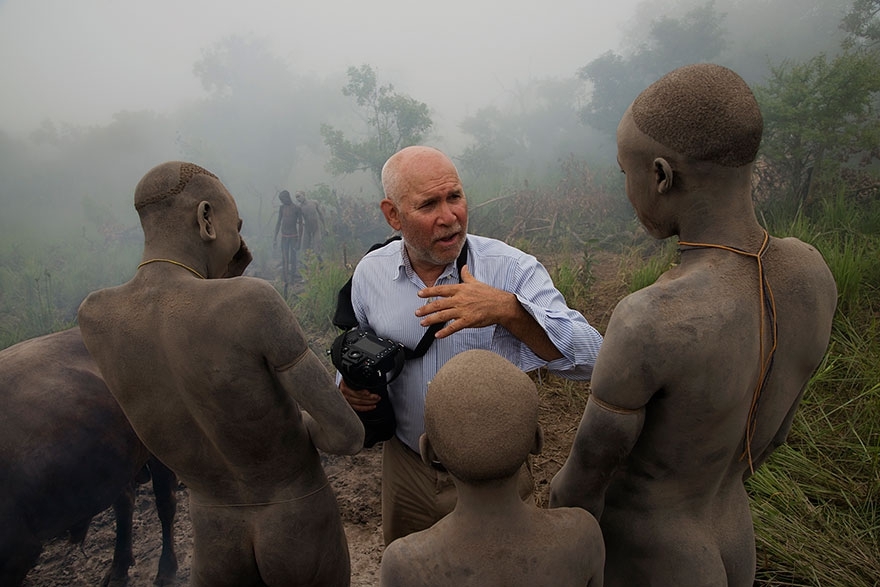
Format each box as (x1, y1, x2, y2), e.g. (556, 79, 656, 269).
(339, 380, 381, 412)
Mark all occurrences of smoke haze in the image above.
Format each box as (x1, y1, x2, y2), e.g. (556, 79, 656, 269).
(0, 0, 639, 135)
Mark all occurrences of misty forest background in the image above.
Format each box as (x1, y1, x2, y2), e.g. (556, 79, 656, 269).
(2, 0, 879, 584)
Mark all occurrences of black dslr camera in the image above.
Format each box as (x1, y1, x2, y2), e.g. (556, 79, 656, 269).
(329, 328, 406, 448)
(329, 328, 406, 391)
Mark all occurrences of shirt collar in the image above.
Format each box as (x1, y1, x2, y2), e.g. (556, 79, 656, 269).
(396, 238, 460, 285)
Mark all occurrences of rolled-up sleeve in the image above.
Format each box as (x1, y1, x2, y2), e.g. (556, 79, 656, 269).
(505, 253, 602, 380)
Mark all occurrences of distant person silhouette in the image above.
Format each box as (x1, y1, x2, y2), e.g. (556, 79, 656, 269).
(296, 190, 326, 263)
(273, 189, 302, 283)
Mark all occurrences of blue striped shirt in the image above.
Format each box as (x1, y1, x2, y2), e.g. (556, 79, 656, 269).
(350, 234, 603, 451)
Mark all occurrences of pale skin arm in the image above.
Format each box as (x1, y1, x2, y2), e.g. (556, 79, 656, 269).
(415, 265, 564, 362)
(275, 350, 364, 454)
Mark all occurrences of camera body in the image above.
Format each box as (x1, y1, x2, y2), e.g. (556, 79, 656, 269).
(331, 328, 406, 390)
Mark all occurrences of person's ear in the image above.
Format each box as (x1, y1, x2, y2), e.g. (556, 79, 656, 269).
(381, 198, 402, 231)
(419, 433, 438, 467)
(197, 201, 217, 242)
(530, 424, 544, 455)
(654, 158, 674, 194)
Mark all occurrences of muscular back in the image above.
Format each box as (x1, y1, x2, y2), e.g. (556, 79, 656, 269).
(78, 275, 325, 504)
(592, 235, 835, 584)
(602, 237, 833, 494)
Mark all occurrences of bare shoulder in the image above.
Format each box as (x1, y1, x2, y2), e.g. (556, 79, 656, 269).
(544, 506, 603, 542)
(202, 276, 290, 319)
(602, 283, 674, 346)
(379, 537, 428, 586)
(77, 282, 130, 331)
(772, 236, 836, 280)
(205, 276, 310, 358)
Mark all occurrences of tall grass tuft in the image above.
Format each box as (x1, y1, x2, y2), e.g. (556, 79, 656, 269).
(548, 247, 595, 311)
(624, 239, 679, 293)
(290, 252, 351, 335)
(0, 236, 140, 349)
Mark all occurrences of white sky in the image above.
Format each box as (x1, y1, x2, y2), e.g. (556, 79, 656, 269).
(0, 0, 639, 135)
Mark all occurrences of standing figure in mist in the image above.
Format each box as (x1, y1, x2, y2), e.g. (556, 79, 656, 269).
(378, 349, 604, 587)
(273, 189, 303, 284)
(549, 63, 837, 586)
(78, 161, 364, 586)
(296, 190, 326, 263)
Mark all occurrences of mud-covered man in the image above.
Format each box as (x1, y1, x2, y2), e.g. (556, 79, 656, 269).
(550, 64, 837, 586)
(78, 161, 364, 586)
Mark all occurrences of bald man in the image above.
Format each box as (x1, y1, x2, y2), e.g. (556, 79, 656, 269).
(339, 145, 603, 544)
(379, 350, 604, 587)
(78, 161, 364, 586)
(550, 64, 837, 586)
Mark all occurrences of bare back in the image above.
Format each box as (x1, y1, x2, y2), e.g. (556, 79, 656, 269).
(78, 274, 326, 504)
(380, 506, 604, 587)
(591, 235, 836, 583)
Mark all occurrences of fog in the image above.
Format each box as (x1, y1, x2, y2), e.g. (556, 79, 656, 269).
(0, 0, 638, 135)
(0, 0, 853, 251)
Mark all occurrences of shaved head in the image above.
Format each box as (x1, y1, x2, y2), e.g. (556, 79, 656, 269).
(381, 146, 460, 204)
(134, 161, 218, 213)
(425, 349, 538, 482)
(631, 63, 762, 167)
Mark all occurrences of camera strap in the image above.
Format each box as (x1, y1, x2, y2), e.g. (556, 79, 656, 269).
(332, 237, 469, 361)
(404, 240, 469, 360)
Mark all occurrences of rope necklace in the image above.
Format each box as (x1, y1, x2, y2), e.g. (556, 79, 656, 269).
(137, 258, 206, 280)
(677, 229, 778, 473)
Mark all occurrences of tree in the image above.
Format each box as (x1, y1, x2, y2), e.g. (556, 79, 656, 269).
(177, 34, 347, 230)
(320, 64, 433, 188)
(754, 49, 880, 212)
(578, 1, 727, 136)
(842, 0, 880, 49)
(457, 77, 608, 186)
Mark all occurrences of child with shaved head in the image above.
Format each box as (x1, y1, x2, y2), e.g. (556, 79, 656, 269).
(551, 63, 836, 585)
(379, 349, 604, 587)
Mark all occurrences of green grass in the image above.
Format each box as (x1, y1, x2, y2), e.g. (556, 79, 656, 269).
(290, 251, 352, 335)
(624, 239, 679, 293)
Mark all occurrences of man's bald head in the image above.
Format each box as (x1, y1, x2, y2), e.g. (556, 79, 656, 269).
(631, 63, 762, 167)
(381, 146, 460, 204)
(134, 161, 219, 214)
(425, 350, 539, 483)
